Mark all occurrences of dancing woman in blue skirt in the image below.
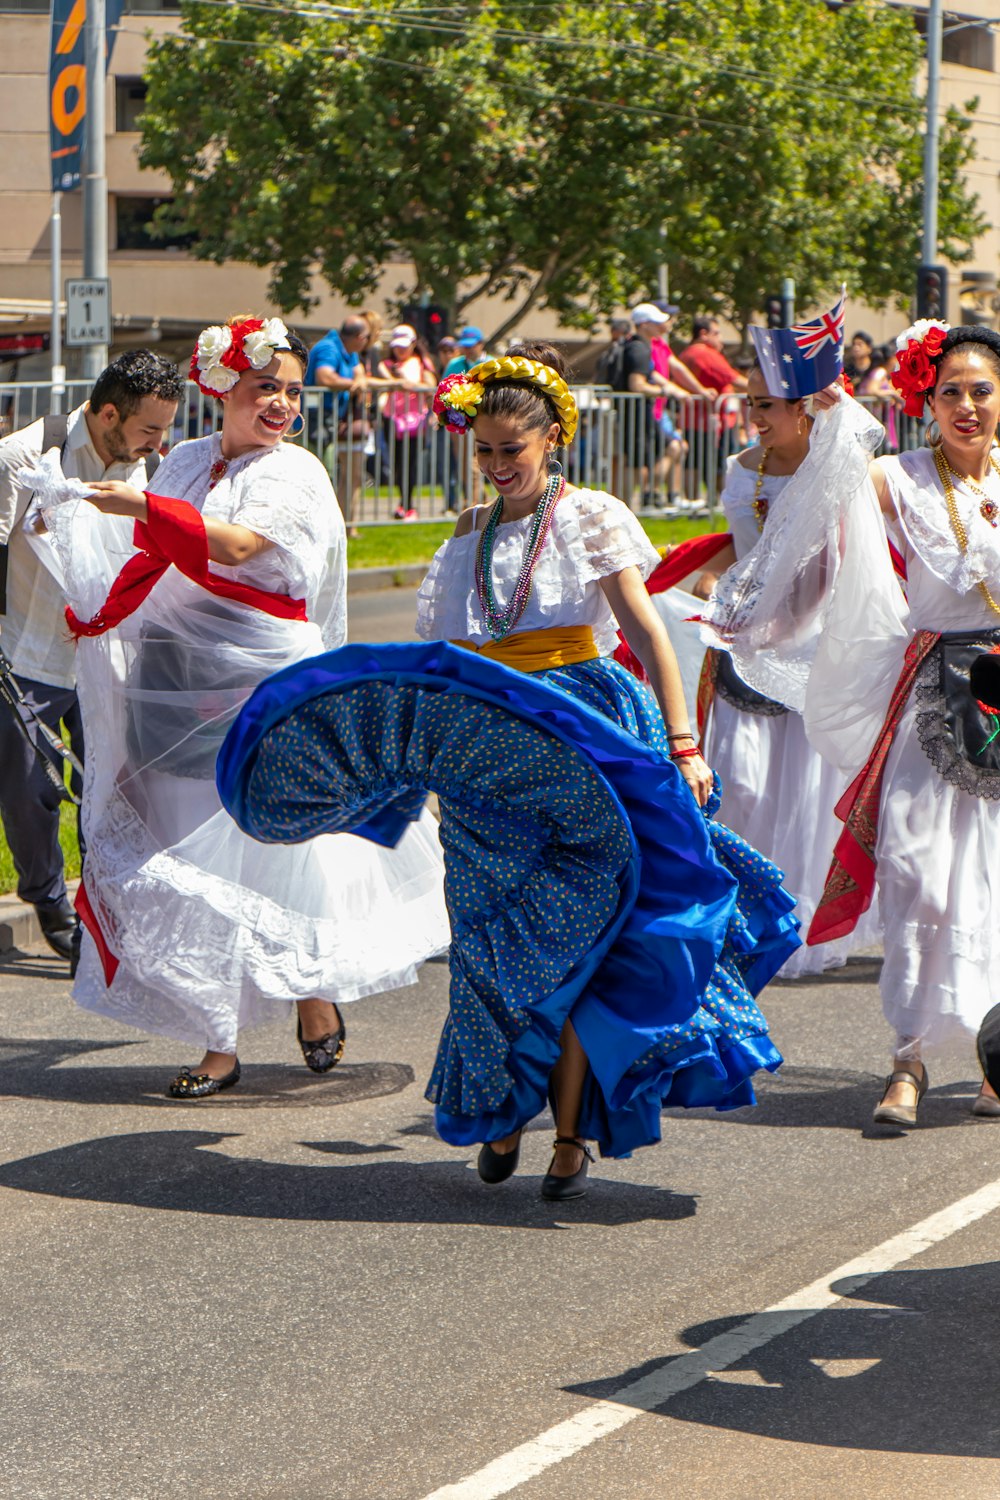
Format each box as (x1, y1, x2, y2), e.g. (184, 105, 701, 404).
(219, 343, 799, 1200)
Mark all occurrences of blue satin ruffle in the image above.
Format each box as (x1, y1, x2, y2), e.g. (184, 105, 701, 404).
(217, 642, 797, 1157)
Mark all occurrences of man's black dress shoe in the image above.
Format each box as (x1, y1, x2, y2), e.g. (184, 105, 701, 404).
(477, 1132, 522, 1184)
(167, 1060, 241, 1099)
(540, 1136, 595, 1201)
(35, 898, 79, 963)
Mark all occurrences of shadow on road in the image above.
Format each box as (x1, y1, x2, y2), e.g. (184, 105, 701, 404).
(566, 1263, 1000, 1457)
(0, 1128, 698, 1229)
(771, 953, 884, 988)
(665, 1063, 983, 1135)
(0, 1036, 416, 1109)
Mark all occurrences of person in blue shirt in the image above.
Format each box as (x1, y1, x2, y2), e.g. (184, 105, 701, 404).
(443, 324, 486, 378)
(443, 325, 488, 505)
(305, 316, 370, 532)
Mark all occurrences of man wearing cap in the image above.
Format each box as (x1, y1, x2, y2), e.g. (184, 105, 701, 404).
(649, 303, 709, 506)
(443, 325, 487, 378)
(610, 303, 694, 509)
(679, 315, 749, 494)
(305, 315, 371, 532)
(443, 326, 489, 507)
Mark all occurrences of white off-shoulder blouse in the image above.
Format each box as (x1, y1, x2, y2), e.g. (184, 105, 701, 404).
(416, 487, 661, 655)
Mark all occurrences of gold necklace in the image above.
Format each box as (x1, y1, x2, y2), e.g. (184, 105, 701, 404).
(938, 448, 1000, 528)
(752, 447, 772, 532)
(933, 446, 1000, 618)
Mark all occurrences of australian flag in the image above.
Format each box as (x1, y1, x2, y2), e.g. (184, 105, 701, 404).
(750, 286, 846, 399)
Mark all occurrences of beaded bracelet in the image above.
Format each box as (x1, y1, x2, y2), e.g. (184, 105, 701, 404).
(669, 746, 703, 761)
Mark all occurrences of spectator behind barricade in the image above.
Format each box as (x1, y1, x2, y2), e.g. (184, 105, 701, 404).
(596, 318, 632, 388)
(855, 342, 899, 454)
(444, 325, 489, 507)
(0, 350, 182, 966)
(432, 337, 460, 513)
(378, 324, 437, 521)
(679, 315, 749, 493)
(650, 302, 706, 507)
(444, 325, 487, 376)
(844, 329, 875, 386)
(305, 315, 370, 535)
(609, 303, 692, 511)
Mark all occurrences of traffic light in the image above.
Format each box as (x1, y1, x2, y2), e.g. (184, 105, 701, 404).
(765, 294, 784, 329)
(401, 303, 450, 351)
(916, 264, 948, 321)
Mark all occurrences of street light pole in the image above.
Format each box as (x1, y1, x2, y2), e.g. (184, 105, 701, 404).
(82, 0, 108, 377)
(922, 0, 943, 264)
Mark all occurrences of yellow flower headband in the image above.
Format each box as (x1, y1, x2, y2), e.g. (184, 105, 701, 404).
(433, 355, 579, 445)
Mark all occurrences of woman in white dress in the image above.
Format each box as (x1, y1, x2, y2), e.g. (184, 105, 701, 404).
(702, 322, 1000, 1127)
(695, 366, 881, 976)
(24, 315, 449, 1097)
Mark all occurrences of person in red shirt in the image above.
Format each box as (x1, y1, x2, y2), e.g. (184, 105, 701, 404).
(680, 315, 749, 494)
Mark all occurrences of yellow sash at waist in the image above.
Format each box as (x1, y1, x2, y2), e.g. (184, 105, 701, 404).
(453, 625, 599, 673)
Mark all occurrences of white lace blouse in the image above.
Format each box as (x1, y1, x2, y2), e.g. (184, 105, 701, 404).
(720, 455, 793, 561)
(151, 434, 348, 645)
(416, 487, 661, 655)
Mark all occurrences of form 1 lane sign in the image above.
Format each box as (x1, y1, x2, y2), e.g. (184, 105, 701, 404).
(65, 278, 111, 346)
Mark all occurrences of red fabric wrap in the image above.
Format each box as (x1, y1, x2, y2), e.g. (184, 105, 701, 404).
(65, 493, 308, 638)
(807, 629, 939, 945)
(74, 878, 119, 985)
(646, 531, 734, 596)
(614, 531, 733, 680)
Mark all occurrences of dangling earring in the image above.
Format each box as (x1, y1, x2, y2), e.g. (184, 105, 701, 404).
(286, 412, 305, 438)
(926, 419, 942, 448)
(547, 452, 563, 477)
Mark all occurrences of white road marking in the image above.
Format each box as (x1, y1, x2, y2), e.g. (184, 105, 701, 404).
(421, 1176, 1000, 1500)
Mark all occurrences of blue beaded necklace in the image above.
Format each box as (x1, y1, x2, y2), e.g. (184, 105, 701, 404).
(474, 472, 566, 641)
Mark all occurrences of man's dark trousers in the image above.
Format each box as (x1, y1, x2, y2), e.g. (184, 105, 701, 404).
(0, 674, 84, 910)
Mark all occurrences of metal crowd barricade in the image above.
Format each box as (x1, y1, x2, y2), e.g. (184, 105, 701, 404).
(0, 378, 925, 526)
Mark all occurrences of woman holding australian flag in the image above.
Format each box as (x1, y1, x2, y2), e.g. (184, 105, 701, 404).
(673, 290, 882, 978)
(698, 289, 1000, 1130)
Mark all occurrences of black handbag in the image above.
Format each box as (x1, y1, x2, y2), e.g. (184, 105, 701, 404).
(713, 648, 789, 718)
(914, 630, 1000, 799)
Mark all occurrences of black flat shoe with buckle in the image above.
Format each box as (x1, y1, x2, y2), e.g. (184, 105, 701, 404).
(541, 1136, 595, 1201)
(297, 1008, 346, 1073)
(167, 1059, 241, 1099)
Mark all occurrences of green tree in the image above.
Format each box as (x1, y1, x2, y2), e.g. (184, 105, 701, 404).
(138, 0, 985, 335)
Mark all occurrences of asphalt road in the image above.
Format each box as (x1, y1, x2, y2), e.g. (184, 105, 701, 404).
(347, 584, 421, 644)
(2, 939, 999, 1500)
(2, 588, 999, 1498)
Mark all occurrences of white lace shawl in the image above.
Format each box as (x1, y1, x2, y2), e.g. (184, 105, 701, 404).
(700, 395, 910, 776)
(416, 487, 661, 654)
(152, 436, 347, 648)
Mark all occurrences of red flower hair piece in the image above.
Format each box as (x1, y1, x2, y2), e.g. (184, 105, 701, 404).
(890, 319, 950, 418)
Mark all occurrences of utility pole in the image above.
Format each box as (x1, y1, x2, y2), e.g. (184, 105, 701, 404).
(50, 191, 64, 411)
(82, 0, 108, 377)
(922, 0, 942, 264)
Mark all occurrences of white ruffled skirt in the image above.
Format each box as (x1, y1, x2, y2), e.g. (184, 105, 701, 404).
(704, 696, 881, 977)
(876, 696, 1000, 1052)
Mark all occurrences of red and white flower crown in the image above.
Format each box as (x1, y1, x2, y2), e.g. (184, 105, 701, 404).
(890, 318, 950, 418)
(189, 316, 292, 397)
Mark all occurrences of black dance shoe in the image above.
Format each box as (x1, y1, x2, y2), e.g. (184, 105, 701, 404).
(297, 1008, 346, 1073)
(477, 1132, 522, 1184)
(540, 1136, 595, 1201)
(167, 1059, 241, 1099)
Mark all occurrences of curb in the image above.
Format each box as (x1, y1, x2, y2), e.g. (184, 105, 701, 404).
(347, 564, 430, 594)
(0, 881, 79, 956)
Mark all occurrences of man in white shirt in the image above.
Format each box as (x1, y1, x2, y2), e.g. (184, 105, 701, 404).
(0, 350, 182, 961)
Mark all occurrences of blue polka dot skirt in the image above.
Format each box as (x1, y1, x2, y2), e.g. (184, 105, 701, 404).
(218, 643, 799, 1158)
